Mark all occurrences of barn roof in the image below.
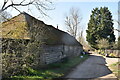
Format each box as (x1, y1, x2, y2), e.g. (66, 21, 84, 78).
(1, 12, 82, 46)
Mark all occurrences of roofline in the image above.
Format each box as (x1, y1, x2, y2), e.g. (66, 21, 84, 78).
(2, 12, 83, 46)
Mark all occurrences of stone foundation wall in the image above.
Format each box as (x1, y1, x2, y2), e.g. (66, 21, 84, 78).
(1, 38, 83, 65)
(41, 45, 83, 64)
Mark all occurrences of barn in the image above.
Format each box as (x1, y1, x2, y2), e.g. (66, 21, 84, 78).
(1, 12, 83, 65)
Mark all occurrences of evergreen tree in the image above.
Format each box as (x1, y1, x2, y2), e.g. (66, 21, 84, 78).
(86, 7, 115, 49)
(118, 36, 120, 49)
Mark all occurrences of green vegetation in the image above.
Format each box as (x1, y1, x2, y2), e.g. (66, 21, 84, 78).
(46, 54, 89, 74)
(11, 67, 62, 80)
(97, 50, 105, 55)
(2, 12, 84, 79)
(109, 53, 116, 57)
(2, 17, 45, 78)
(118, 36, 120, 50)
(9, 54, 89, 79)
(2, 39, 43, 78)
(97, 50, 117, 57)
(86, 7, 115, 49)
(110, 62, 120, 78)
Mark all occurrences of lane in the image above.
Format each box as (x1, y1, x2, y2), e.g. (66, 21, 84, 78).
(66, 54, 116, 78)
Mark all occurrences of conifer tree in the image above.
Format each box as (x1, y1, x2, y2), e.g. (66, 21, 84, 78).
(86, 7, 115, 49)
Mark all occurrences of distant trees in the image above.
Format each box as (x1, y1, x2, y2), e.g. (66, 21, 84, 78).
(0, 11, 12, 23)
(118, 36, 120, 49)
(86, 7, 115, 49)
(78, 30, 84, 44)
(97, 39, 109, 50)
(65, 7, 82, 38)
(0, 0, 53, 17)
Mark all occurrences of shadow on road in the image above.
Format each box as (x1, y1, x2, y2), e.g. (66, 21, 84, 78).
(89, 55, 112, 78)
(65, 54, 113, 78)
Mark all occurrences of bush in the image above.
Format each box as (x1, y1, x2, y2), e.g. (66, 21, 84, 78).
(2, 38, 43, 78)
(109, 53, 116, 57)
(2, 53, 36, 77)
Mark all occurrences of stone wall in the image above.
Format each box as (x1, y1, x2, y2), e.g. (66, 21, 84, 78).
(1, 12, 83, 65)
(41, 45, 63, 64)
(40, 45, 83, 64)
(63, 45, 83, 57)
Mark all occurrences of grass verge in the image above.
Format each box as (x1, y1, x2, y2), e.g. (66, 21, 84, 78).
(9, 54, 89, 80)
(46, 54, 89, 77)
(110, 62, 120, 79)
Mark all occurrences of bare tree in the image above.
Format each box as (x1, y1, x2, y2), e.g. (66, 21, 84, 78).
(0, 0, 54, 17)
(78, 29, 83, 43)
(78, 29, 91, 50)
(97, 39, 109, 50)
(113, 20, 120, 32)
(0, 11, 12, 23)
(65, 7, 82, 38)
(114, 29, 120, 32)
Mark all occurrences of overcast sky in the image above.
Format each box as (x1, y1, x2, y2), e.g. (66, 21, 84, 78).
(0, 0, 119, 40)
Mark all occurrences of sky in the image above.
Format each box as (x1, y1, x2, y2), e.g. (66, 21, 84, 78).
(0, 0, 119, 41)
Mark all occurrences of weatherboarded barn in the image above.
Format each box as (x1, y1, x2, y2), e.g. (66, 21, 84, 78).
(1, 12, 83, 65)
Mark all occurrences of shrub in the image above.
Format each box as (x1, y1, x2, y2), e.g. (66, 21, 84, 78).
(109, 53, 116, 57)
(2, 52, 36, 77)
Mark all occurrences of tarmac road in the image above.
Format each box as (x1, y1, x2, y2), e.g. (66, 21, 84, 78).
(65, 54, 118, 79)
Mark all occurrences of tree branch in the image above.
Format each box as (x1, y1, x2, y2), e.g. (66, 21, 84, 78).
(1, 0, 35, 11)
(12, 6, 21, 13)
(20, 0, 26, 4)
(1, 0, 9, 10)
(114, 29, 120, 32)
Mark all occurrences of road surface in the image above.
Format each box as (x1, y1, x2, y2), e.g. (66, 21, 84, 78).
(65, 54, 118, 79)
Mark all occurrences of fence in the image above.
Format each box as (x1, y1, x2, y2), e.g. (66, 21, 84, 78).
(105, 50, 120, 57)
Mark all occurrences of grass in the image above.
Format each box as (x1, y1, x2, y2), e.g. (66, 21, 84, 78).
(46, 54, 89, 75)
(110, 62, 120, 79)
(10, 54, 89, 80)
